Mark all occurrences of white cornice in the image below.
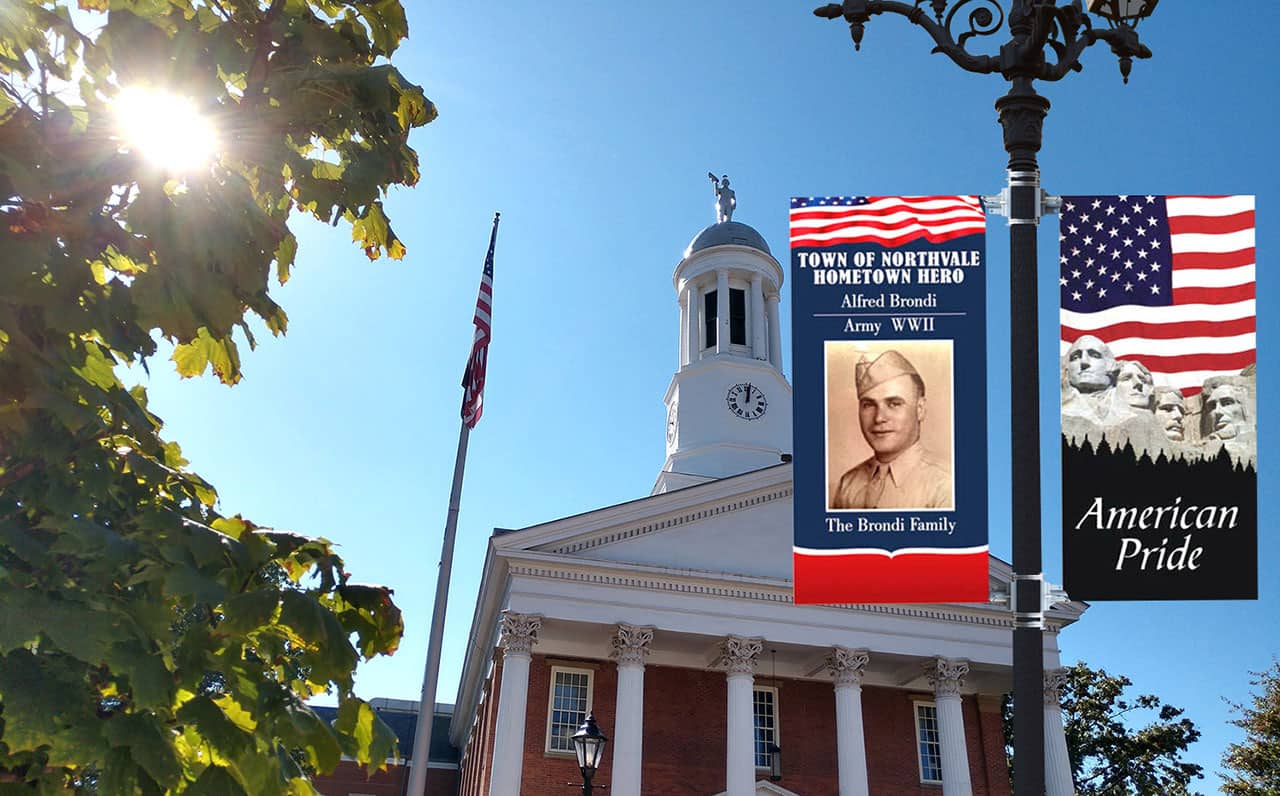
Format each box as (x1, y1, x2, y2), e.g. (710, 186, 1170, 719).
(539, 483, 792, 556)
(500, 549, 1033, 631)
(496, 463, 794, 552)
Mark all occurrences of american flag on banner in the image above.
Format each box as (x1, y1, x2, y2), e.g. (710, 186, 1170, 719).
(461, 213, 500, 428)
(1059, 195, 1256, 396)
(789, 196, 986, 248)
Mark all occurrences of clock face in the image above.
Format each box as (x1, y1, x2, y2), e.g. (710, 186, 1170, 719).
(666, 402, 678, 444)
(726, 382, 767, 420)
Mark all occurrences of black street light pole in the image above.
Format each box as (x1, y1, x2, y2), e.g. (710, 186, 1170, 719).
(813, 2, 1157, 793)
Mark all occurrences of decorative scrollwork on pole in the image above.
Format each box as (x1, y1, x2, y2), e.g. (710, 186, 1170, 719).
(948, 0, 1005, 50)
(816, 0, 1151, 82)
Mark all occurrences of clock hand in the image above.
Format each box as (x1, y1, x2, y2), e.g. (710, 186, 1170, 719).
(744, 383, 752, 403)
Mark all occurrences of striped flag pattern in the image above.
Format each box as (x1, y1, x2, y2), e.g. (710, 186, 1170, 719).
(461, 213, 500, 428)
(790, 196, 986, 249)
(1059, 195, 1255, 396)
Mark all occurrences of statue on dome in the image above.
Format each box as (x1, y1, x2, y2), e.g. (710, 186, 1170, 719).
(708, 172, 736, 223)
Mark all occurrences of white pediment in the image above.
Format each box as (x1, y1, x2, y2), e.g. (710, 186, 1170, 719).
(504, 465, 796, 580)
(494, 464, 1029, 606)
(558, 481, 795, 580)
(712, 781, 804, 796)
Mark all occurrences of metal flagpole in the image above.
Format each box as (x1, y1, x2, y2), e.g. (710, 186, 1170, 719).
(406, 212, 499, 795)
(405, 421, 471, 796)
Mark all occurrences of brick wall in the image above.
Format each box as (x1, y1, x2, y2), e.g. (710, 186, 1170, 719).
(455, 655, 1012, 796)
(314, 760, 458, 796)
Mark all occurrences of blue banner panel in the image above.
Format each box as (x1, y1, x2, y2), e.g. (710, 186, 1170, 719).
(1060, 194, 1258, 600)
(790, 196, 989, 604)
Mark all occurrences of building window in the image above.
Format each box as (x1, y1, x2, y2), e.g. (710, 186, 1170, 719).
(547, 667, 593, 754)
(915, 701, 943, 783)
(753, 686, 779, 768)
(729, 287, 747, 345)
(704, 289, 718, 348)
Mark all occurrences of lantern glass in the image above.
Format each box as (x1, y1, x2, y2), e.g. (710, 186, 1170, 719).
(571, 714, 608, 773)
(1087, 0, 1158, 23)
(768, 742, 783, 781)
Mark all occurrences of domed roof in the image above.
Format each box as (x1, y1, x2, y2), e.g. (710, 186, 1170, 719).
(684, 220, 771, 258)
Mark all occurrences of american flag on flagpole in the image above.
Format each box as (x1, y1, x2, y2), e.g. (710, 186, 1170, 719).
(1059, 195, 1256, 396)
(789, 196, 986, 248)
(461, 213, 500, 428)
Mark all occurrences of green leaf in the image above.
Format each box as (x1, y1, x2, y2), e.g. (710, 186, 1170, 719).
(103, 713, 183, 791)
(334, 697, 398, 771)
(278, 699, 342, 773)
(186, 765, 249, 796)
(171, 327, 242, 385)
(176, 696, 254, 764)
(274, 233, 297, 285)
(218, 589, 280, 636)
(106, 640, 174, 711)
(72, 341, 121, 391)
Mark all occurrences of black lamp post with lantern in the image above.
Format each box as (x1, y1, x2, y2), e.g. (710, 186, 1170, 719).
(571, 713, 609, 795)
(811, 2, 1158, 794)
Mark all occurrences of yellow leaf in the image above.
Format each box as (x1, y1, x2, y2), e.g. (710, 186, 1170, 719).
(216, 695, 257, 734)
(387, 238, 406, 261)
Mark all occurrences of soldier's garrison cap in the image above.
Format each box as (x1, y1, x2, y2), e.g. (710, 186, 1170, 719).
(855, 351, 920, 397)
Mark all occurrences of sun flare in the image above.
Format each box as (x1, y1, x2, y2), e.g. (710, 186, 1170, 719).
(114, 87, 219, 174)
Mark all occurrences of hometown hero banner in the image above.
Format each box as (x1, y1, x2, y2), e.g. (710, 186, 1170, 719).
(790, 196, 989, 604)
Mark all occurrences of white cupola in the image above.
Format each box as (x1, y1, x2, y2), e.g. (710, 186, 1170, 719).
(653, 187, 793, 494)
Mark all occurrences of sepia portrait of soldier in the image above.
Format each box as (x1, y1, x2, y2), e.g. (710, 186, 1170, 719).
(826, 343, 954, 510)
(1115, 360, 1155, 413)
(1153, 387, 1187, 442)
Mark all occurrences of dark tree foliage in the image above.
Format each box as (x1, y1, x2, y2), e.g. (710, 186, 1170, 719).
(1221, 660, 1280, 795)
(1004, 662, 1204, 795)
(0, 1, 434, 793)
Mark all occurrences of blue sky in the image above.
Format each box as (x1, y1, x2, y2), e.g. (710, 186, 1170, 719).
(138, 2, 1278, 791)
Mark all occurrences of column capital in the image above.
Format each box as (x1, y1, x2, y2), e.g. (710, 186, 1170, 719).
(925, 657, 969, 698)
(1044, 667, 1070, 706)
(497, 612, 541, 657)
(717, 635, 763, 676)
(610, 624, 655, 666)
(826, 647, 870, 687)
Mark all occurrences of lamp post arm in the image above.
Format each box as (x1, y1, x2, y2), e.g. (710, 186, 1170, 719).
(815, 0, 1002, 75)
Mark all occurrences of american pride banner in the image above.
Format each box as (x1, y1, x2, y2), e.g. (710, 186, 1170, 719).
(1059, 195, 1257, 600)
(790, 196, 989, 604)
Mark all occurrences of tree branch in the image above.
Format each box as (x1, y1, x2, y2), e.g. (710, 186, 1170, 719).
(244, 0, 288, 105)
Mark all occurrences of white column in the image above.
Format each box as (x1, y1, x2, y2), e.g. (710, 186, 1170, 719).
(926, 658, 973, 796)
(750, 273, 766, 360)
(766, 292, 782, 370)
(720, 636, 762, 796)
(687, 282, 702, 361)
(826, 647, 871, 796)
(716, 269, 730, 354)
(610, 625, 654, 796)
(487, 612, 541, 796)
(1044, 669, 1075, 796)
(678, 287, 690, 367)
